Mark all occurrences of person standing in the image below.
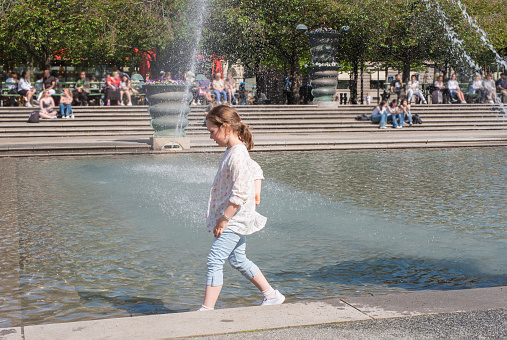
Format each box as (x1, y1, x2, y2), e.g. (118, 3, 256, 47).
(390, 74, 404, 100)
(200, 105, 285, 311)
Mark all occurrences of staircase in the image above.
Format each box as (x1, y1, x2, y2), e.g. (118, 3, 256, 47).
(0, 104, 505, 156)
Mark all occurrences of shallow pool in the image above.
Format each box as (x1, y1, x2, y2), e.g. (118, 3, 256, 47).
(0, 148, 505, 327)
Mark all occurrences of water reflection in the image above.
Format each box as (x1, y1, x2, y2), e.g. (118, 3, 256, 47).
(0, 148, 505, 327)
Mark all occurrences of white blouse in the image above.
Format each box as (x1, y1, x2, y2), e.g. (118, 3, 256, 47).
(206, 144, 267, 235)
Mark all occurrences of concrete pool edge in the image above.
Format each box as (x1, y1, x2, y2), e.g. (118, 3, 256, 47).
(2, 286, 505, 340)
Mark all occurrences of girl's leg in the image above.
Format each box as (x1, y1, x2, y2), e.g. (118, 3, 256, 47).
(203, 229, 242, 309)
(59, 103, 65, 116)
(228, 236, 284, 306)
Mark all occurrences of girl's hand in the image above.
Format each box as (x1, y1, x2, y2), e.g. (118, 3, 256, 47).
(213, 219, 228, 238)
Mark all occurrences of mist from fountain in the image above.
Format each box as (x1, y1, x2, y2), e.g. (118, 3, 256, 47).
(173, 0, 210, 142)
(451, 0, 507, 69)
(423, 0, 506, 115)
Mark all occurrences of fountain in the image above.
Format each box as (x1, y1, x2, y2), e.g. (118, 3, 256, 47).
(297, 25, 350, 106)
(144, 83, 192, 151)
(145, 0, 210, 151)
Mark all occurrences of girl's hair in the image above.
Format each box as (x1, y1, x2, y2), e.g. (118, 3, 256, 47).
(206, 105, 254, 150)
(379, 100, 386, 107)
(21, 70, 28, 79)
(64, 88, 72, 97)
(401, 98, 408, 105)
(42, 90, 49, 96)
(389, 99, 398, 107)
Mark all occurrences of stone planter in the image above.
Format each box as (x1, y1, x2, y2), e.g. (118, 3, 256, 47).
(143, 84, 191, 138)
(307, 31, 342, 103)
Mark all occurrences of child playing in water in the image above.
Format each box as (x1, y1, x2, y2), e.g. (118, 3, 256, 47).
(199, 105, 285, 311)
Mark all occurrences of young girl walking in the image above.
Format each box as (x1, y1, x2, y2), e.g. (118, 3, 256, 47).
(200, 105, 285, 311)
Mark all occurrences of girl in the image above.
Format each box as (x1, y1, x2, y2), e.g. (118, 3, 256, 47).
(38, 90, 57, 119)
(371, 100, 388, 129)
(59, 88, 74, 119)
(447, 74, 466, 104)
(200, 105, 284, 311)
(387, 99, 402, 128)
(120, 74, 133, 106)
(18, 70, 36, 107)
(399, 98, 412, 126)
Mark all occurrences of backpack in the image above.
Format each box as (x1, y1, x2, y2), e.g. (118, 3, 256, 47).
(27, 111, 40, 123)
(413, 113, 422, 124)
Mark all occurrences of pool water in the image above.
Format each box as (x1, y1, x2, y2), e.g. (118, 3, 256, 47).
(0, 148, 505, 327)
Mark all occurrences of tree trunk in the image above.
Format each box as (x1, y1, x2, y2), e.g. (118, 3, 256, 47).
(360, 61, 364, 105)
(349, 60, 358, 104)
(290, 53, 301, 105)
(402, 58, 411, 84)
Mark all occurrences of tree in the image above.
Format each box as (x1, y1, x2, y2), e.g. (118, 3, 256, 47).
(203, 0, 334, 103)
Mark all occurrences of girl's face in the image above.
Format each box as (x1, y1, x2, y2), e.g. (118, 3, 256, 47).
(206, 120, 229, 147)
(452, 74, 456, 80)
(45, 91, 50, 98)
(402, 100, 407, 106)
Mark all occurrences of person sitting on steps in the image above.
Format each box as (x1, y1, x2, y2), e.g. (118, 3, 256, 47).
(18, 70, 36, 107)
(447, 74, 466, 104)
(407, 75, 427, 105)
(371, 100, 388, 129)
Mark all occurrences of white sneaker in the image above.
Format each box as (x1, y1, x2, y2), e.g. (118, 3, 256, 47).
(26, 103, 33, 107)
(71, 114, 75, 119)
(50, 115, 57, 119)
(261, 290, 285, 306)
(396, 125, 403, 128)
(127, 102, 132, 106)
(379, 126, 387, 129)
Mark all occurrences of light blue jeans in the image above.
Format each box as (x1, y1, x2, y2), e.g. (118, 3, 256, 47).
(371, 112, 388, 127)
(207, 228, 259, 286)
(59, 103, 72, 117)
(213, 90, 227, 103)
(403, 110, 412, 124)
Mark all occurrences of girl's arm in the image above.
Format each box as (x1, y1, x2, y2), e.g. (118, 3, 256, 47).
(214, 202, 239, 237)
(254, 179, 262, 206)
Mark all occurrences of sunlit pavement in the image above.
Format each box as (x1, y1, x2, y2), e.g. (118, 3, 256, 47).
(1, 286, 505, 340)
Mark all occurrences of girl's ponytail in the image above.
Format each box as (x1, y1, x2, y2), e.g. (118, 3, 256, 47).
(239, 122, 254, 150)
(206, 105, 255, 150)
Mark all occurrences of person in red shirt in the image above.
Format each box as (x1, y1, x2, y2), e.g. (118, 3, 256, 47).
(105, 71, 121, 106)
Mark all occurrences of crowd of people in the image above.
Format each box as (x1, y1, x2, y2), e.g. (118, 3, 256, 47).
(388, 72, 506, 105)
(369, 98, 419, 129)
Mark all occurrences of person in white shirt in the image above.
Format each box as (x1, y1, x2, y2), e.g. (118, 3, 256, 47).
(407, 75, 427, 104)
(483, 74, 497, 104)
(447, 73, 466, 103)
(200, 105, 285, 311)
(18, 70, 36, 107)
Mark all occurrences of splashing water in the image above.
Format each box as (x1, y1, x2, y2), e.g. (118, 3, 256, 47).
(423, 0, 506, 115)
(451, 0, 507, 69)
(174, 0, 211, 140)
(423, 0, 482, 75)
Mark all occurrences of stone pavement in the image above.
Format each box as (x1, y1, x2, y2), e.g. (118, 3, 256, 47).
(1, 286, 504, 340)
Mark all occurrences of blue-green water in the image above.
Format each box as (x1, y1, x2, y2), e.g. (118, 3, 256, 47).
(0, 148, 505, 327)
